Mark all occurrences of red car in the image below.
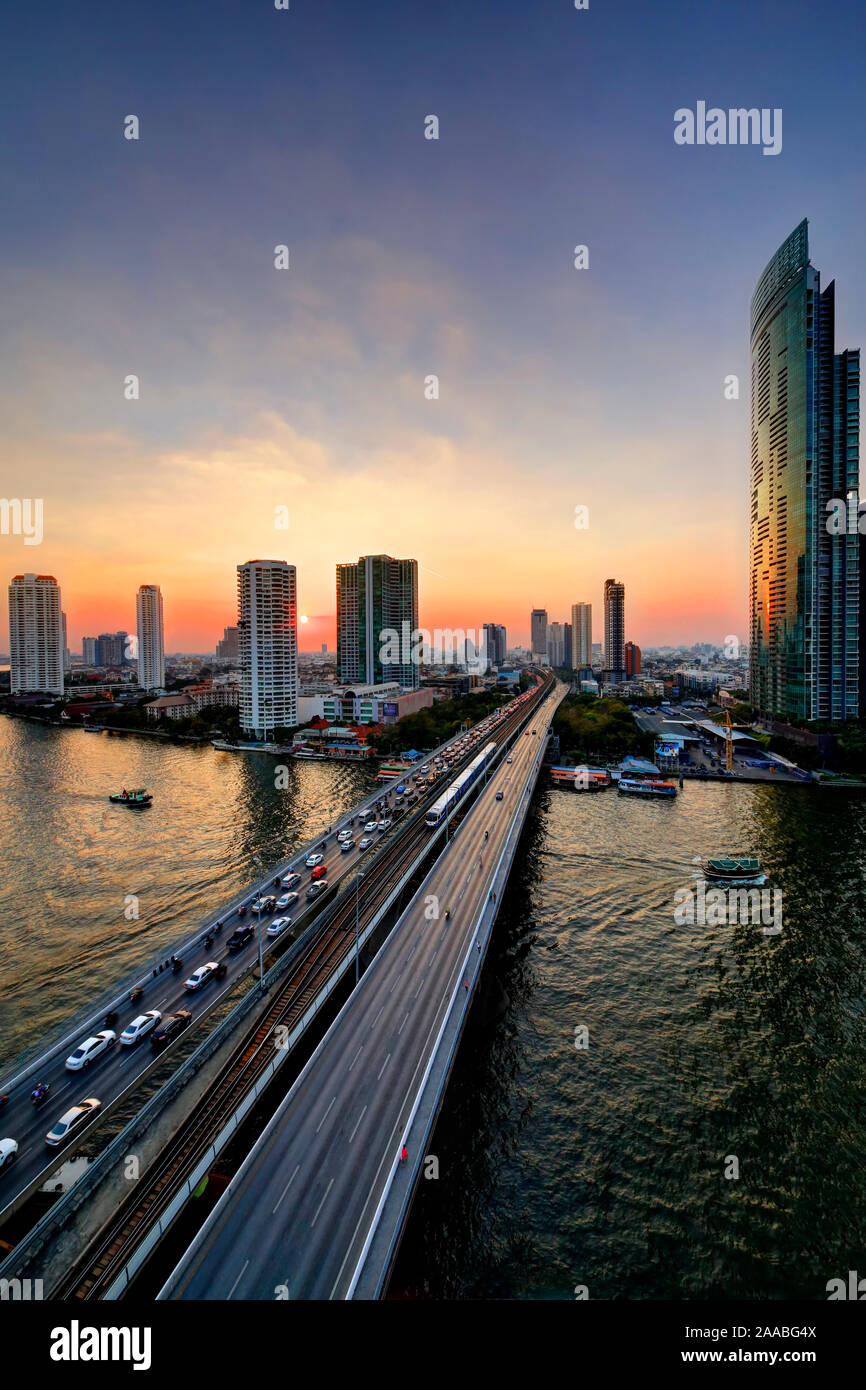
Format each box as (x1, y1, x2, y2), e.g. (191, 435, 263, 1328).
(310, 864, 328, 881)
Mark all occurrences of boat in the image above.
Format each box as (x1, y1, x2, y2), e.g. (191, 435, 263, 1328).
(617, 777, 677, 797)
(703, 855, 767, 886)
(108, 787, 153, 807)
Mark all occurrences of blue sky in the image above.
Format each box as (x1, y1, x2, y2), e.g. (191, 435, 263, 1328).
(1, 0, 864, 649)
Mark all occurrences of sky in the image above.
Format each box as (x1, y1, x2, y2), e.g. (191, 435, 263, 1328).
(1, 0, 865, 653)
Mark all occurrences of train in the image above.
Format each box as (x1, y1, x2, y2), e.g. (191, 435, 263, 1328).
(425, 742, 498, 828)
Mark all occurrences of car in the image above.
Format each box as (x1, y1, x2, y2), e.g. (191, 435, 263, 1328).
(119, 1010, 162, 1046)
(65, 1030, 116, 1071)
(251, 895, 276, 913)
(0, 1138, 19, 1170)
(280, 872, 301, 890)
(306, 882, 328, 901)
(184, 961, 220, 992)
(276, 892, 298, 910)
(310, 864, 328, 880)
(226, 924, 255, 952)
(150, 1011, 193, 1052)
(340, 838, 354, 852)
(506, 757, 513, 764)
(364, 821, 377, 832)
(45, 1098, 102, 1147)
(377, 819, 392, 831)
(305, 853, 324, 868)
(337, 828, 353, 840)
(359, 837, 373, 850)
(267, 916, 293, 939)
(235, 903, 247, 918)
(495, 791, 504, 801)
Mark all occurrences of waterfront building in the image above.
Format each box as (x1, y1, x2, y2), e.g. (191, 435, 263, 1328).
(136, 585, 165, 690)
(237, 559, 298, 738)
(8, 572, 64, 696)
(749, 220, 860, 721)
(336, 554, 419, 690)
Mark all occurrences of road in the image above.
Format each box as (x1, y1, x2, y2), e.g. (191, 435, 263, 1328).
(162, 683, 560, 1300)
(0, 710, 525, 1216)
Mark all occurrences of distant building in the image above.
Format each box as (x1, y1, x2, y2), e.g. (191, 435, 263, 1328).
(137, 585, 165, 690)
(625, 641, 642, 677)
(571, 603, 591, 669)
(237, 559, 298, 737)
(8, 573, 64, 696)
(96, 632, 127, 668)
(337, 554, 419, 690)
(603, 579, 625, 677)
(146, 680, 239, 720)
(482, 623, 507, 668)
(61, 611, 70, 672)
(81, 636, 97, 665)
(530, 609, 548, 664)
(215, 625, 239, 661)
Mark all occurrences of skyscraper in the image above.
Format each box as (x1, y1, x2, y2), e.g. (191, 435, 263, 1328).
(603, 579, 625, 676)
(136, 585, 165, 690)
(237, 560, 298, 738)
(482, 622, 507, 668)
(749, 220, 860, 721)
(547, 621, 565, 668)
(336, 554, 419, 690)
(571, 603, 592, 668)
(530, 609, 548, 664)
(8, 573, 64, 696)
(215, 625, 239, 661)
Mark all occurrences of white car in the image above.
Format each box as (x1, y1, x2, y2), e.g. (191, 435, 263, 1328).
(0, 1138, 18, 1171)
(506, 757, 513, 764)
(359, 837, 373, 850)
(276, 892, 298, 910)
(341, 839, 354, 853)
(364, 821, 377, 832)
(184, 962, 219, 992)
(267, 916, 292, 939)
(119, 1010, 162, 1046)
(305, 853, 324, 868)
(65, 1030, 116, 1071)
(45, 1098, 101, 1147)
(280, 872, 301, 890)
(337, 828, 353, 840)
(377, 819, 392, 831)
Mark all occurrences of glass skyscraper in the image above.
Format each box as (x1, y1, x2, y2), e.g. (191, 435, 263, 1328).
(336, 554, 419, 690)
(749, 220, 860, 722)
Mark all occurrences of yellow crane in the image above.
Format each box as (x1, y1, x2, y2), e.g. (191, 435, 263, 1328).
(722, 709, 752, 774)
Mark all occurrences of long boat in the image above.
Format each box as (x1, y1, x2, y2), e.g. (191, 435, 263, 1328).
(108, 787, 153, 807)
(703, 855, 767, 886)
(617, 777, 677, 798)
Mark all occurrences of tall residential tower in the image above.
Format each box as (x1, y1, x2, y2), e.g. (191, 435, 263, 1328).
(749, 221, 860, 721)
(237, 560, 298, 738)
(571, 602, 592, 668)
(336, 554, 419, 689)
(603, 579, 625, 676)
(8, 573, 64, 696)
(136, 585, 165, 690)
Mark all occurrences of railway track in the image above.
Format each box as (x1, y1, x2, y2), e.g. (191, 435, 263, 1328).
(52, 677, 552, 1299)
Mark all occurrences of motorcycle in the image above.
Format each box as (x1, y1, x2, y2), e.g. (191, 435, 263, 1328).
(0, 1094, 9, 1110)
(170, 957, 183, 974)
(31, 1083, 50, 1108)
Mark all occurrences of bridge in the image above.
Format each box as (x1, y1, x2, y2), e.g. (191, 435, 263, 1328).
(159, 679, 564, 1300)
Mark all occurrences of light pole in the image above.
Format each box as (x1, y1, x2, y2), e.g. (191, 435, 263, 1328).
(355, 871, 365, 984)
(252, 853, 265, 990)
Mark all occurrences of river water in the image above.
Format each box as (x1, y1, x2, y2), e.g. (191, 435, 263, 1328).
(2, 717, 865, 1298)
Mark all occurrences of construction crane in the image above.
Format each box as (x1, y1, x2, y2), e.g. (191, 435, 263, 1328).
(722, 709, 752, 774)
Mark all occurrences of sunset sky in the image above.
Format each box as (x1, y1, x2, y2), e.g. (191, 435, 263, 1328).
(2, 0, 865, 653)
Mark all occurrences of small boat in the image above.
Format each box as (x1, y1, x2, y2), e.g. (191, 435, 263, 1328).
(703, 855, 767, 886)
(617, 777, 677, 797)
(109, 787, 153, 807)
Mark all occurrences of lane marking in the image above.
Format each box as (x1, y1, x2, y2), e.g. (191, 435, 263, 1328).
(377, 1052, 391, 1080)
(348, 1045, 362, 1071)
(311, 1177, 334, 1228)
(227, 1259, 249, 1299)
(371, 1006, 384, 1029)
(272, 1164, 300, 1213)
(349, 1105, 367, 1143)
(398, 1012, 409, 1035)
(316, 1096, 336, 1133)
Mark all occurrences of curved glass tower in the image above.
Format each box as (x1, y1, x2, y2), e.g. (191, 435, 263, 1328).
(749, 220, 860, 722)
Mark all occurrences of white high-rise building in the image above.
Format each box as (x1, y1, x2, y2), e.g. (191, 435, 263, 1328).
(136, 584, 165, 690)
(8, 573, 64, 696)
(571, 602, 592, 668)
(238, 560, 298, 739)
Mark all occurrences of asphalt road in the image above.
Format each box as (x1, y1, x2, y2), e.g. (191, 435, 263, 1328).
(0, 714, 521, 1214)
(163, 685, 559, 1300)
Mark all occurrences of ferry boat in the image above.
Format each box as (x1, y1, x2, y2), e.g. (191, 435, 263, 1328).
(108, 787, 153, 807)
(377, 760, 415, 782)
(703, 855, 767, 886)
(617, 777, 677, 798)
(550, 765, 611, 791)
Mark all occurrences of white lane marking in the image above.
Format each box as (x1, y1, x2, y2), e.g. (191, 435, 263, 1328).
(316, 1095, 336, 1133)
(311, 1177, 334, 1228)
(227, 1259, 249, 1299)
(371, 1005, 384, 1029)
(349, 1105, 367, 1143)
(272, 1164, 300, 1213)
(377, 1053, 391, 1080)
(414, 980, 424, 1000)
(348, 1045, 363, 1071)
(389, 973, 402, 994)
(398, 1012, 409, 1035)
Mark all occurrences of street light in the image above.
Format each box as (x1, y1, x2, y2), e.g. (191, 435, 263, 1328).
(355, 871, 365, 984)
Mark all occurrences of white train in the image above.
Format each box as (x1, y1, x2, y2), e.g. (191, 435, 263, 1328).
(425, 742, 498, 827)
